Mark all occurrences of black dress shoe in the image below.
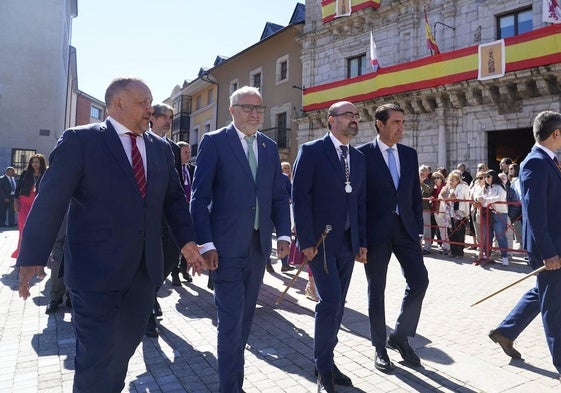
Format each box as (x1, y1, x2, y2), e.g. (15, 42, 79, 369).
(488, 329, 521, 359)
(266, 263, 274, 273)
(387, 334, 421, 367)
(145, 316, 160, 338)
(332, 365, 352, 386)
(314, 365, 352, 386)
(317, 372, 337, 393)
(374, 350, 394, 373)
(171, 274, 181, 286)
(182, 271, 193, 283)
(281, 265, 295, 272)
(45, 301, 60, 314)
(153, 299, 163, 317)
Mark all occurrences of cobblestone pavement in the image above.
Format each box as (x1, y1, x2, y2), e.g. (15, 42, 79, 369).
(1, 227, 559, 392)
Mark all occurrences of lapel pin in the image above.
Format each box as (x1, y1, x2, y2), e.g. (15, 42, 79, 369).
(262, 142, 266, 148)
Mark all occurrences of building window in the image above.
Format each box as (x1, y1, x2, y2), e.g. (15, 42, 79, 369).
(207, 89, 214, 105)
(347, 54, 368, 78)
(498, 8, 532, 39)
(280, 61, 288, 80)
(90, 106, 102, 120)
(250, 67, 263, 91)
(276, 55, 289, 84)
(276, 112, 288, 149)
(196, 95, 202, 111)
(253, 73, 261, 88)
(230, 80, 239, 96)
(12, 149, 36, 173)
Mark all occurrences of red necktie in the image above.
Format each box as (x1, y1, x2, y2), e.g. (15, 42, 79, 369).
(127, 132, 146, 198)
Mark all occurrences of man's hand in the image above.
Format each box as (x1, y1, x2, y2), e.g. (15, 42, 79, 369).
(18, 266, 46, 300)
(544, 255, 561, 270)
(181, 241, 206, 276)
(302, 247, 317, 261)
(202, 249, 219, 271)
(355, 247, 367, 264)
(277, 240, 290, 259)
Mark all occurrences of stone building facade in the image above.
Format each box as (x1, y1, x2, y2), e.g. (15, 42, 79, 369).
(297, 0, 561, 172)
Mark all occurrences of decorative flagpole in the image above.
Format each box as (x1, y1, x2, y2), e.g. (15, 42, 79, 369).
(424, 8, 441, 55)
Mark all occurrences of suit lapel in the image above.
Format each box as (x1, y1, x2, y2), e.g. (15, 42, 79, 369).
(535, 146, 561, 180)
(255, 132, 270, 183)
(101, 121, 139, 194)
(322, 134, 345, 181)
(225, 125, 254, 180)
(373, 140, 396, 188)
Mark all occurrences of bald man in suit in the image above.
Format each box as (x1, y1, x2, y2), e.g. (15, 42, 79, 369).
(17, 77, 205, 393)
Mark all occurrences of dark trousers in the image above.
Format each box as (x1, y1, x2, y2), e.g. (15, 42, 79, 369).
(213, 230, 265, 393)
(448, 217, 466, 257)
(0, 197, 15, 226)
(496, 265, 561, 374)
(365, 214, 429, 350)
(69, 259, 155, 393)
(308, 230, 355, 375)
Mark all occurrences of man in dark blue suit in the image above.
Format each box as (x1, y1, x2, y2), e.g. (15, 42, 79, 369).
(293, 101, 367, 393)
(16, 77, 205, 393)
(144, 102, 186, 338)
(489, 111, 561, 380)
(191, 86, 291, 393)
(358, 103, 429, 373)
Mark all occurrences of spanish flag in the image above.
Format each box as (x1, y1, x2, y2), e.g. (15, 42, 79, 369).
(424, 9, 440, 54)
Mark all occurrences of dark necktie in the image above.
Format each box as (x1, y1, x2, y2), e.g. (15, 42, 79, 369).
(340, 145, 351, 230)
(182, 164, 191, 202)
(340, 145, 349, 174)
(9, 177, 15, 191)
(126, 132, 146, 198)
(554, 156, 561, 171)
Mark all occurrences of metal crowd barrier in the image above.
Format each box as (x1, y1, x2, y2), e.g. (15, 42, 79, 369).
(422, 197, 526, 264)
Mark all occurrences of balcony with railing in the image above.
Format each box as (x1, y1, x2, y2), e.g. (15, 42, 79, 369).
(261, 127, 290, 149)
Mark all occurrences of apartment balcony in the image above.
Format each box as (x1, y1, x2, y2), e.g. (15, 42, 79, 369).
(261, 127, 290, 149)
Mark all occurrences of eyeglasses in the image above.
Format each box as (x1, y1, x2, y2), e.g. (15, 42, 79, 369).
(331, 111, 361, 121)
(232, 104, 266, 113)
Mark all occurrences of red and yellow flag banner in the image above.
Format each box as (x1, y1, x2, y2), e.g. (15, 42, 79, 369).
(321, 0, 381, 23)
(303, 24, 561, 111)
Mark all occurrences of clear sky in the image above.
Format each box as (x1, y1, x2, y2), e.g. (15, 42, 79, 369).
(71, 0, 303, 103)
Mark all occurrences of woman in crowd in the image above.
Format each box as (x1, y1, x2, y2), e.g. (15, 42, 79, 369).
(12, 154, 47, 263)
(431, 171, 449, 255)
(442, 171, 470, 258)
(476, 169, 509, 266)
(469, 173, 487, 256)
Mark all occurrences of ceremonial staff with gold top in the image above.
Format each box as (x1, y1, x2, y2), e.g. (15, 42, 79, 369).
(276, 225, 332, 305)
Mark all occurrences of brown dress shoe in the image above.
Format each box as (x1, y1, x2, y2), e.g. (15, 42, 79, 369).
(488, 329, 522, 359)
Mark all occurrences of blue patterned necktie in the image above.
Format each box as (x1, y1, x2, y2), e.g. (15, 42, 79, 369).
(245, 135, 259, 229)
(387, 147, 400, 189)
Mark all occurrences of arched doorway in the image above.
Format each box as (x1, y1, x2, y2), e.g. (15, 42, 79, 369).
(487, 128, 534, 170)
